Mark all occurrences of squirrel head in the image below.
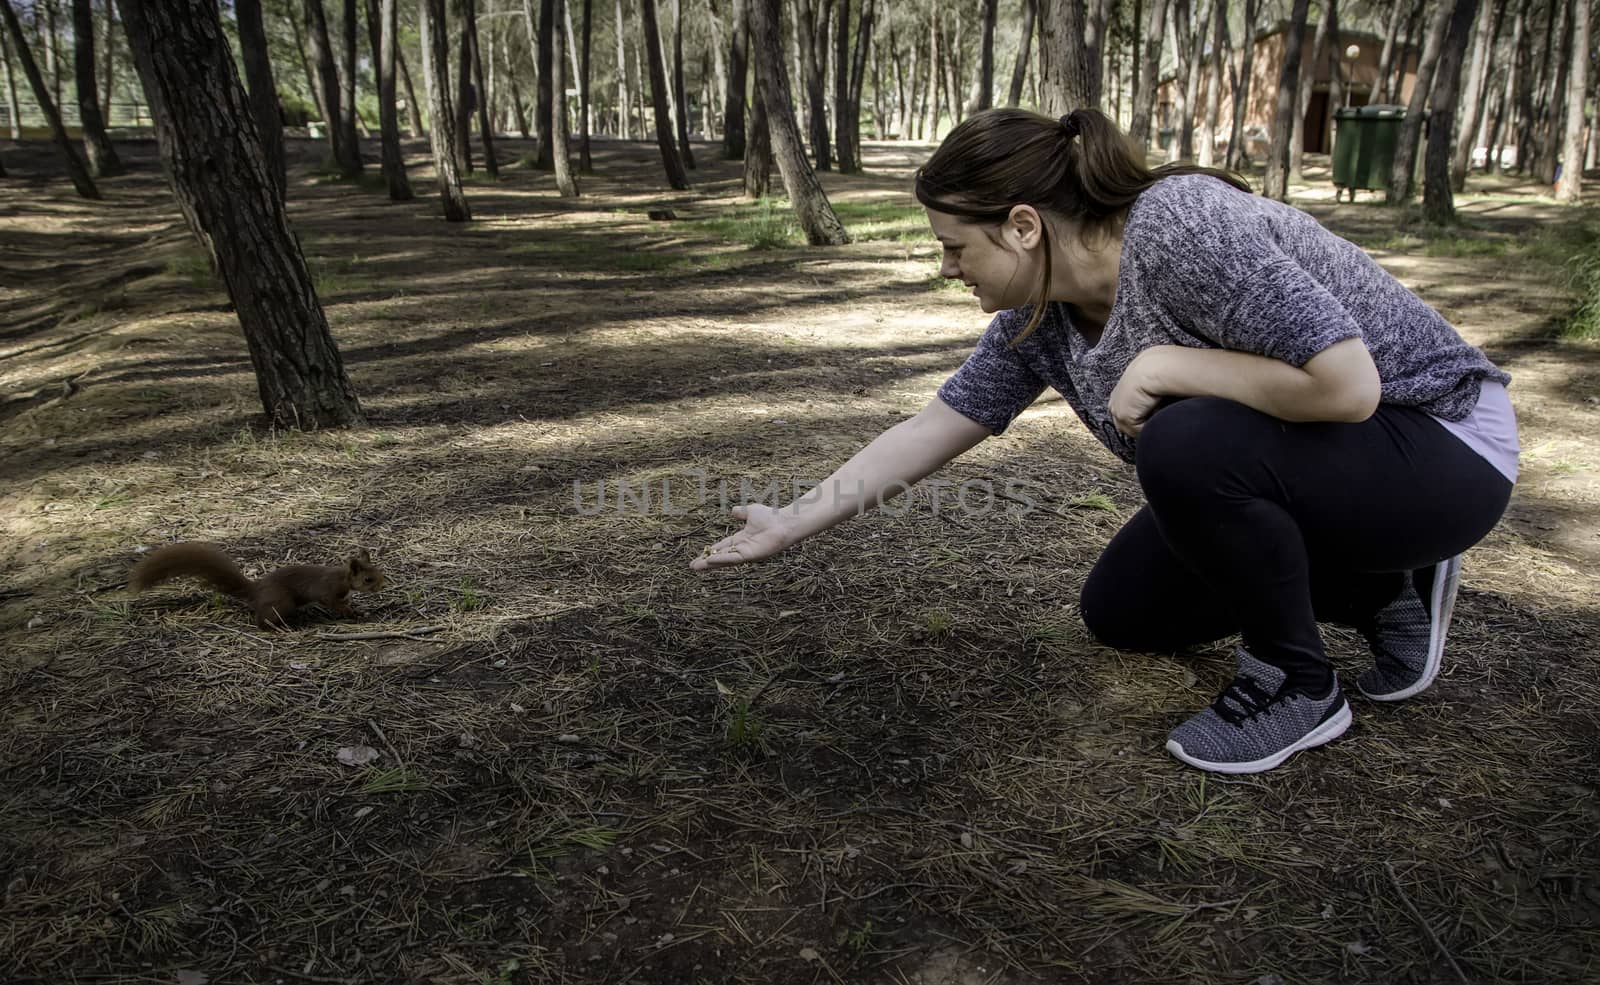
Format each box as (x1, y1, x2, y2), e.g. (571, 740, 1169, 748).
(348, 548, 387, 592)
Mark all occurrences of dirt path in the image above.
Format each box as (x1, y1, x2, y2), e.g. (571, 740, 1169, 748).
(2, 139, 1598, 985)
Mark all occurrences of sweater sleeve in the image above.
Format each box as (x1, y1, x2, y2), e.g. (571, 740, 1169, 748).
(1141, 183, 1364, 368)
(936, 309, 1048, 434)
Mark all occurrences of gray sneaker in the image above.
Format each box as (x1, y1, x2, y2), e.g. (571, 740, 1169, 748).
(1356, 555, 1463, 702)
(1166, 648, 1352, 774)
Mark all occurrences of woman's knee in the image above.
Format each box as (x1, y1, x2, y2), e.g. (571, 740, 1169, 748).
(1079, 568, 1147, 651)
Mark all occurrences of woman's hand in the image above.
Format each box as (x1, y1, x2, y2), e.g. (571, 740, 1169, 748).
(1109, 347, 1181, 437)
(690, 504, 794, 571)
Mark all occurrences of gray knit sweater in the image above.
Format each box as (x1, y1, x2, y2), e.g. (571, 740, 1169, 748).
(936, 173, 1511, 464)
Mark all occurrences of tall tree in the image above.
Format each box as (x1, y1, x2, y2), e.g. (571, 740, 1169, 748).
(969, 0, 997, 113)
(1197, 0, 1225, 166)
(1371, 0, 1406, 103)
(1007, 0, 1036, 106)
(1552, 0, 1587, 200)
(1532, 0, 1571, 184)
(1389, 0, 1456, 202)
(640, 0, 689, 186)
(397, 47, 426, 136)
(578, 0, 592, 171)
(842, 0, 874, 167)
(1290, 0, 1331, 179)
(723, 0, 749, 156)
(552, 0, 577, 193)
(1167, 0, 1196, 161)
(237, 0, 284, 195)
(116, 0, 363, 428)
(100, 0, 114, 115)
(1484, 0, 1526, 173)
(0, 0, 98, 197)
(456, 0, 477, 172)
(287, 2, 327, 122)
(306, 0, 360, 174)
(835, 0, 854, 170)
(72, 0, 120, 176)
(1424, 0, 1481, 222)
(535, 0, 554, 167)
(2, 26, 21, 139)
(340, 0, 360, 160)
(1224, 0, 1256, 171)
(749, 0, 847, 243)
(469, 0, 500, 176)
(1262, 0, 1310, 199)
(672, 0, 695, 167)
(615, 0, 631, 139)
(796, 0, 832, 167)
(743, 65, 772, 194)
(1392, 0, 1427, 104)
(1128, 0, 1171, 146)
(421, 0, 471, 218)
(376, 0, 413, 198)
(1451, 0, 1499, 188)
(1038, 0, 1100, 113)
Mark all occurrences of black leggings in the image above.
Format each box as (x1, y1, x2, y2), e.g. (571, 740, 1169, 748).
(1078, 397, 1514, 691)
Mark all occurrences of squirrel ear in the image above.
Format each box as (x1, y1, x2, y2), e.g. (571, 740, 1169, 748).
(356, 547, 372, 563)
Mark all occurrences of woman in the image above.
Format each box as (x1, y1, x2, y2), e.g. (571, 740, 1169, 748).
(690, 108, 1518, 775)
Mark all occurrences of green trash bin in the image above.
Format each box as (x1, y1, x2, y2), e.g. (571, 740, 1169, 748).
(1331, 104, 1405, 202)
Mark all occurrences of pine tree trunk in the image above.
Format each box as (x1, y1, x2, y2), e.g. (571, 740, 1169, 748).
(101, 0, 114, 116)
(341, 0, 362, 165)
(456, 0, 477, 173)
(398, 47, 426, 136)
(535, 0, 554, 167)
(376, 0, 414, 198)
(1167, 0, 1193, 162)
(551, 0, 577, 192)
(969, 0, 996, 113)
(640, 0, 690, 186)
(45, 0, 61, 112)
(1486, 0, 1526, 173)
(1552, 0, 1586, 199)
(1533, 0, 1571, 185)
(1008, 0, 1035, 106)
(749, 0, 846, 243)
(72, 0, 120, 176)
(1372, 0, 1405, 103)
(2, 27, 22, 139)
(1290, 0, 1329, 180)
(1393, 0, 1426, 104)
(1324, 0, 1341, 139)
(288, 3, 327, 122)
(1262, 0, 1309, 199)
(0, 0, 98, 197)
(797, 0, 832, 168)
(671, 0, 696, 167)
(743, 65, 772, 194)
(1129, 0, 1171, 147)
(614, 0, 630, 138)
(469, 0, 500, 175)
(1389, 0, 1456, 202)
(1223, 0, 1255, 171)
(116, 0, 364, 428)
(236, 0, 286, 194)
(1197, 0, 1224, 166)
(1038, 0, 1099, 115)
(1451, 0, 1499, 189)
(1424, 0, 1481, 222)
(421, 0, 470, 218)
(845, 0, 872, 165)
(578, 0, 592, 170)
(923, 8, 938, 135)
(306, 0, 358, 174)
(723, 0, 748, 156)
(834, 0, 854, 170)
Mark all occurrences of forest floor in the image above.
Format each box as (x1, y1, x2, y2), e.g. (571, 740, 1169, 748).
(2, 135, 1598, 985)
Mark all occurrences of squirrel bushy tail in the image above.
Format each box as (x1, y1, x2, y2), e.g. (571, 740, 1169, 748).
(129, 543, 253, 598)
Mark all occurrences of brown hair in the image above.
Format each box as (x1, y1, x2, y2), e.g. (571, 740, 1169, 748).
(914, 107, 1251, 343)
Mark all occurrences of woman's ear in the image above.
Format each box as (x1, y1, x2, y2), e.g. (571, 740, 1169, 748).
(1004, 204, 1044, 251)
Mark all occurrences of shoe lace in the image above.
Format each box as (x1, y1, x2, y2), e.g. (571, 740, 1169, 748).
(1212, 676, 1283, 727)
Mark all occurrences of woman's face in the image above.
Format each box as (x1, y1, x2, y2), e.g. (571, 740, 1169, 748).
(925, 206, 1043, 314)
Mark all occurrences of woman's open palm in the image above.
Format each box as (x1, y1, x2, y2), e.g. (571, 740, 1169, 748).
(690, 504, 790, 571)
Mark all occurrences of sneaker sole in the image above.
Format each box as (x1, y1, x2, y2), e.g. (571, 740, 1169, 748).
(1165, 700, 1353, 774)
(1359, 555, 1462, 702)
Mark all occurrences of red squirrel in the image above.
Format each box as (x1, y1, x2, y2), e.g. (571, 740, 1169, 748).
(130, 542, 387, 629)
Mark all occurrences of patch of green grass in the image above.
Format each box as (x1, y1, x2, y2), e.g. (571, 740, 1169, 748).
(165, 250, 221, 290)
(1521, 207, 1600, 342)
(314, 169, 388, 193)
(831, 199, 929, 243)
(360, 767, 431, 795)
(506, 240, 691, 273)
(921, 608, 955, 639)
(685, 200, 803, 250)
(452, 580, 487, 612)
(725, 695, 767, 750)
(1068, 492, 1118, 512)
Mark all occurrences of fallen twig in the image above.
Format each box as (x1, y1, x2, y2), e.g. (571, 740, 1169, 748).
(316, 625, 446, 642)
(1385, 861, 1472, 985)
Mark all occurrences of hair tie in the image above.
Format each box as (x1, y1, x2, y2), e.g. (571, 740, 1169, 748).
(1059, 113, 1081, 139)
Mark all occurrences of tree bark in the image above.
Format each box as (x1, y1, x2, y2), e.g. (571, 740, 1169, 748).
(1223, 0, 1255, 171)
(1038, 0, 1099, 114)
(551, 0, 577, 192)
(1451, 0, 1498, 188)
(797, 0, 832, 167)
(535, 0, 554, 167)
(1262, 0, 1309, 199)
(72, 0, 121, 176)
(1393, 0, 1426, 104)
(578, 0, 592, 170)
(615, 0, 631, 139)
(1197, 0, 1224, 165)
(0, 0, 98, 197)
(1372, 0, 1405, 103)
(456, 0, 477, 173)
(375, 0, 413, 198)
(844, 0, 873, 165)
(1485, 0, 1526, 173)
(671, 0, 695, 167)
(287, 3, 327, 123)
(1424, 0, 1481, 222)
(969, 0, 997, 113)
(1533, 0, 1571, 185)
(236, 0, 285, 195)
(743, 63, 771, 194)
(101, 0, 114, 116)
(750, 0, 846, 243)
(1, 26, 21, 140)
(116, 0, 364, 428)
(1129, 0, 1171, 146)
(1552, 0, 1586, 200)
(1008, 0, 1035, 106)
(421, 0, 470, 218)
(306, 0, 359, 174)
(341, 0, 361, 162)
(45, 0, 61, 112)
(923, 7, 938, 134)
(1167, 0, 1195, 161)
(1389, 0, 1456, 202)
(1290, 0, 1329, 179)
(723, 0, 748, 156)
(835, 0, 854, 170)
(469, 0, 500, 175)
(640, 0, 689, 186)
